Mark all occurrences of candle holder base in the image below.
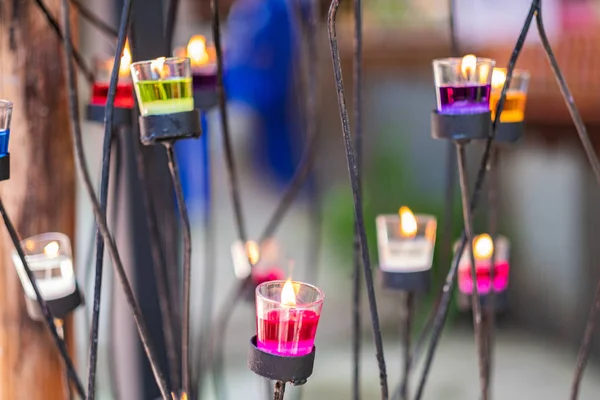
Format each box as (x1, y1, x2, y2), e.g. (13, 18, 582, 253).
(431, 110, 491, 141)
(194, 89, 218, 111)
(495, 121, 524, 143)
(24, 285, 84, 321)
(248, 335, 315, 385)
(457, 290, 508, 312)
(139, 110, 202, 145)
(86, 104, 133, 127)
(0, 154, 10, 182)
(380, 269, 430, 293)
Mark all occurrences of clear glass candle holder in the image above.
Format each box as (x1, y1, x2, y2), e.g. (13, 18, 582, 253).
(91, 57, 135, 108)
(376, 212, 437, 273)
(433, 56, 495, 115)
(130, 57, 194, 116)
(256, 280, 324, 357)
(454, 234, 510, 295)
(12, 232, 76, 301)
(489, 68, 530, 123)
(0, 100, 13, 157)
(230, 239, 285, 284)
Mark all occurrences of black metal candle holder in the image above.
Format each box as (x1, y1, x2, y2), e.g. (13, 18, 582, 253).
(25, 285, 85, 321)
(431, 111, 492, 141)
(248, 336, 315, 386)
(0, 154, 10, 182)
(86, 104, 133, 127)
(494, 121, 524, 143)
(138, 110, 202, 145)
(380, 269, 430, 293)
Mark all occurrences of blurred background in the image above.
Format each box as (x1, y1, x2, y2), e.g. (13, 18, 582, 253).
(74, 0, 600, 398)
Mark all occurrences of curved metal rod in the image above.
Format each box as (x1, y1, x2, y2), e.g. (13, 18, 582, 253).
(456, 141, 487, 399)
(83, 0, 131, 395)
(533, 3, 600, 397)
(0, 199, 85, 398)
(33, 0, 94, 83)
(165, 143, 193, 398)
(69, 0, 118, 38)
(131, 119, 180, 391)
(413, 2, 540, 398)
(60, 0, 171, 397)
(328, 1, 389, 398)
(209, 0, 248, 245)
(352, 0, 363, 396)
(164, 0, 180, 54)
(486, 147, 499, 389)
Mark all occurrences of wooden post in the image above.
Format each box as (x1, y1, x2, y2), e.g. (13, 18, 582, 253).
(0, 0, 76, 398)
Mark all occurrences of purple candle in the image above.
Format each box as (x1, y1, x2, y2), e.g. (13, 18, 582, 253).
(433, 55, 495, 115)
(192, 68, 217, 91)
(437, 84, 491, 115)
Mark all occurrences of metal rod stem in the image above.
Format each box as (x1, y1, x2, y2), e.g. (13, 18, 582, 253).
(165, 143, 192, 398)
(400, 292, 414, 400)
(274, 381, 286, 400)
(328, 1, 388, 398)
(456, 141, 487, 400)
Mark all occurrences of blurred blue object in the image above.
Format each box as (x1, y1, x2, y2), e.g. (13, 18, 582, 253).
(225, 0, 302, 185)
(175, 112, 210, 219)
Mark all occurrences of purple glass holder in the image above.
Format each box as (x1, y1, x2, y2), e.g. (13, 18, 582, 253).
(431, 110, 491, 141)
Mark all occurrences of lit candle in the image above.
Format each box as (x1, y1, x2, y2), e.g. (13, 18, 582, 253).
(433, 55, 495, 115)
(255, 279, 324, 356)
(456, 233, 510, 296)
(231, 239, 284, 286)
(376, 206, 437, 274)
(0, 100, 13, 157)
(90, 41, 135, 108)
(130, 57, 194, 116)
(489, 68, 530, 123)
(185, 35, 217, 91)
(12, 233, 77, 305)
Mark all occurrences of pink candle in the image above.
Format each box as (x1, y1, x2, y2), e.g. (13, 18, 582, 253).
(255, 280, 324, 357)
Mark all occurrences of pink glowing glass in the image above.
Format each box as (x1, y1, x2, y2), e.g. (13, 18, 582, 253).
(255, 280, 324, 357)
(456, 235, 510, 295)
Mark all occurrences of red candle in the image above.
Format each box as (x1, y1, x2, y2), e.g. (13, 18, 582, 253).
(255, 279, 324, 357)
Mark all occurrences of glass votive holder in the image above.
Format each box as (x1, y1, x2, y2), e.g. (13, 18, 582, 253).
(185, 35, 217, 90)
(91, 57, 135, 108)
(376, 208, 437, 274)
(433, 55, 496, 115)
(256, 280, 324, 357)
(489, 68, 530, 123)
(130, 57, 194, 116)
(0, 100, 13, 157)
(455, 233, 510, 296)
(12, 232, 76, 301)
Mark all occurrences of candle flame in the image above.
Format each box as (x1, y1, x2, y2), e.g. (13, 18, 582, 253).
(119, 40, 132, 76)
(150, 57, 168, 79)
(245, 240, 260, 265)
(399, 206, 418, 238)
(187, 35, 210, 67)
(281, 278, 296, 307)
(474, 234, 494, 260)
(461, 54, 478, 80)
(43, 241, 60, 258)
(492, 68, 507, 89)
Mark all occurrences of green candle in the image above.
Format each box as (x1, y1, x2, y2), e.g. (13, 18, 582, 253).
(134, 77, 194, 116)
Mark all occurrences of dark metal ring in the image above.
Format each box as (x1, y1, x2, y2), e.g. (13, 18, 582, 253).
(431, 110, 492, 141)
